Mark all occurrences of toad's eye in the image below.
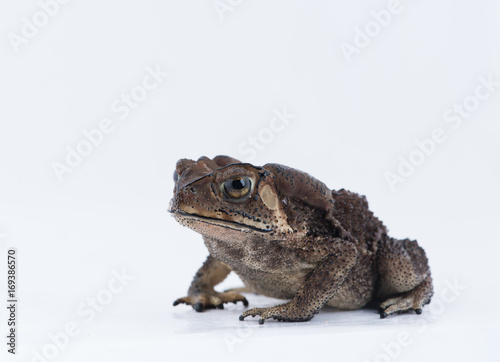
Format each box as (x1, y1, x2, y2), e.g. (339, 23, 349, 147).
(223, 177, 252, 199)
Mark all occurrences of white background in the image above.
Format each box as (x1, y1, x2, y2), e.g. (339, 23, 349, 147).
(1, 1, 499, 361)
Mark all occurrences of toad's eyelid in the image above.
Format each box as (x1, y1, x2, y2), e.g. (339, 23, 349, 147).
(220, 167, 252, 179)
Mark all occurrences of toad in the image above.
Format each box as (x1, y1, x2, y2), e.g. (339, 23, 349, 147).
(169, 156, 433, 324)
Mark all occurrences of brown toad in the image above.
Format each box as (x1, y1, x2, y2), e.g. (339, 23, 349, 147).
(169, 155, 433, 324)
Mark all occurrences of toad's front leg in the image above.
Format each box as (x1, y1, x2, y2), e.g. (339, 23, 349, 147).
(174, 255, 248, 311)
(240, 241, 358, 324)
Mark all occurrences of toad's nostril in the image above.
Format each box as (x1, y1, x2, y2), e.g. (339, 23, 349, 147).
(181, 187, 197, 198)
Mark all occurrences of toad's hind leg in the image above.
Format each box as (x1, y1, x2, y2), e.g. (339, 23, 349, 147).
(379, 275, 433, 317)
(376, 238, 433, 318)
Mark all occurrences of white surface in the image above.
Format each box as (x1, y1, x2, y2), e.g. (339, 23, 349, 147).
(1, 1, 499, 361)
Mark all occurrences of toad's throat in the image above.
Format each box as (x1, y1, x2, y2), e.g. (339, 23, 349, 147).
(174, 211, 272, 233)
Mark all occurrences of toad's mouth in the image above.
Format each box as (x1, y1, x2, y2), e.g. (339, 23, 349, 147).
(171, 210, 272, 233)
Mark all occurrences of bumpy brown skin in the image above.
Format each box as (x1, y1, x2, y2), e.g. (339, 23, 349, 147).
(169, 156, 433, 324)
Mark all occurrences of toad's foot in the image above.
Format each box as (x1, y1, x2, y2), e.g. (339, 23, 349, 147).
(173, 291, 248, 312)
(379, 276, 433, 318)
(239, 302, 315, 324)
